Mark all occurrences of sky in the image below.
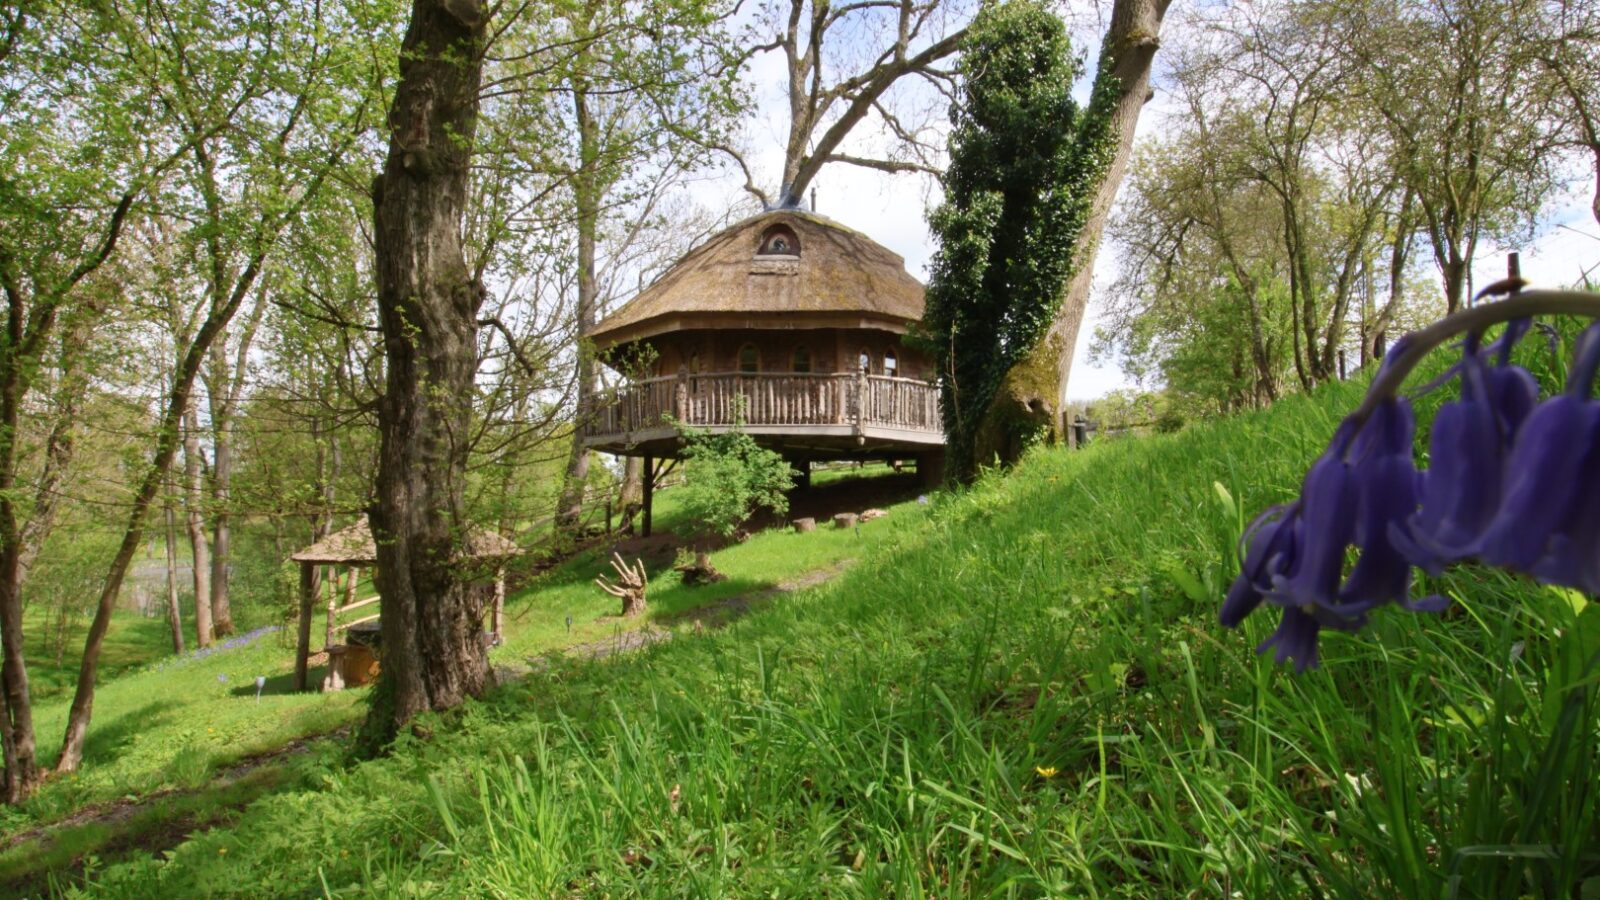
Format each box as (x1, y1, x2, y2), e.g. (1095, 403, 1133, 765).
(679, 7, 1600, 402)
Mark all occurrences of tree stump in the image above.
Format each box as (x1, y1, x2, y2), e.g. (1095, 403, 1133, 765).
(674, 549, 725, 586)
(595, 552, 649, 617)
(833, 512, 859, 529)
(793, 517, 816, 533)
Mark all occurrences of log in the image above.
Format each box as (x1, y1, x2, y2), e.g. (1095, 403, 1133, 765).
(833, 512, 859, 529)
(793, 517, 816, 533)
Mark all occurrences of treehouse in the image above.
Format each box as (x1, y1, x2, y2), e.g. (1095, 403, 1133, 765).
(581, 209, 946, 529)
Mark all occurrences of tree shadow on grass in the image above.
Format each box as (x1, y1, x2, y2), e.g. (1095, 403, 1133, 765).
(227, 670, 319, 698)
(648, 576, 772, 623)
(80, 699, 182, 767)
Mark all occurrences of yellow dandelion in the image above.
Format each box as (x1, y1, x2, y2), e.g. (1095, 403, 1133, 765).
(1035, 765, 1058, 779)
(218, 847, 228, 855)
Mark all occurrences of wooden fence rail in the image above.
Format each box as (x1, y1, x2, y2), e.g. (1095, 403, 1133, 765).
(581, 370, 943, 438)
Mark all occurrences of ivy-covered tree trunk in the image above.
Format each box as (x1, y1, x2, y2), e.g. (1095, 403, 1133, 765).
(922, 0, 1121, 482)
(979, 0, 1173, 462)
(365, 0, 492, 748)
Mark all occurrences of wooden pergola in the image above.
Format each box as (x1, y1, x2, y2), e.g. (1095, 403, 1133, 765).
(288, 521, 519, 691)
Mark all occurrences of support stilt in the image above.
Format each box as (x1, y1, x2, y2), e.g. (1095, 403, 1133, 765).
(294, 561, 314, 692)
(642, 452, 654, 538)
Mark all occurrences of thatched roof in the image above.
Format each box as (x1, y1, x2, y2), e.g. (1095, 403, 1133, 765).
(290, 521, 520, 565)
(587, 209, 926, 350)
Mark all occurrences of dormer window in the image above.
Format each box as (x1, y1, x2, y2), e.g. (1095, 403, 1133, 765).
(757, 225, 801, 257)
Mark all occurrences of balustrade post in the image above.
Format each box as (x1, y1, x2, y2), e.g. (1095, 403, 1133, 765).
(853, 366, 868, 445)
(675, 365, 689, 423)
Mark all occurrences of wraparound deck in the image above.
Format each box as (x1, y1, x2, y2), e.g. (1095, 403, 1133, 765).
(581, 370, 945, 458)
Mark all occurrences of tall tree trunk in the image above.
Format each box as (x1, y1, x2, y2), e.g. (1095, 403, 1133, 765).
(557, 87, 601, 536)
(364, 0, 492, 749)
(0, 518, 35, 806)
(974, 0, 1174, 459)
(163, 493, 185, 655)
(1, 318, 90, 802)
(182, 405, 212, 648)
(208, 425, 234, 638)
(204, 295, 265, 638)
(55, 258, 259, 775)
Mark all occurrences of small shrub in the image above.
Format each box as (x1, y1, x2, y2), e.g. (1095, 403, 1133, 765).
(673, 416, 794, 581)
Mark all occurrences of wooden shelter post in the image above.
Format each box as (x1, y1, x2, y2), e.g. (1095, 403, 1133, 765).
(491, 565, 505, 642)
(642, 452, 654, 538)
(324, 570, 339, 648)
(294, 561, 314, 692)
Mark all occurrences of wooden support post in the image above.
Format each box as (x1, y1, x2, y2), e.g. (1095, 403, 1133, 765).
(642, 452, 654, 538)
(294, 561, 314, 692)
(492, 565, 505, 643)
(324, 568, 339, 649)
(917, 450, 945, 489)
(675, 365, 689, 421)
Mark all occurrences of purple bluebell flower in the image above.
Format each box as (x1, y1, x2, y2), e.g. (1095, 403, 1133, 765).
(1257, 606, 1323, 671)
(1389, 332, 1536, 574)
(1479, 322, 1600, 593)
(1223, 288, 1600, 671)
(1338, 398, 1420, 612)
(1220, 502, 1299, 628)
(1222, 373, 1433, 669)
(1263, 425, 1360, 617)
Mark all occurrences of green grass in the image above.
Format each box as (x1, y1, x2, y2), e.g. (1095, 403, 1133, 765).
(30, 378, 1600, 895)
(21, 606, 188, 702)
(1, 472, 918, 889)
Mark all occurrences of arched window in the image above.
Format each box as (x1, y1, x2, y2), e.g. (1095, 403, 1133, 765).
(883, 348, 898, 378)
(757, 225, 801, 257)
(858, 347, 872, 373)
(738, 344, 760, 373)
(792, 346, 811, 373)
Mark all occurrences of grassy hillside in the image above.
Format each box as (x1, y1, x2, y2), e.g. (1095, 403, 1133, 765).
(62, 380, 1600, 896)
(1, 469, 926, 891)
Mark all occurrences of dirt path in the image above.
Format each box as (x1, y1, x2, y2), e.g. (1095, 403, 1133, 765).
(1, 728, 339, 857)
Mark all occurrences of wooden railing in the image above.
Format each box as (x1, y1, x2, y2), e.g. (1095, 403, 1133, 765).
(581, 370, 943, 438)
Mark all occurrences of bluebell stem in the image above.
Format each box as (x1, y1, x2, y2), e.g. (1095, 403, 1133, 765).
(1222, 288, 1600, 671)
